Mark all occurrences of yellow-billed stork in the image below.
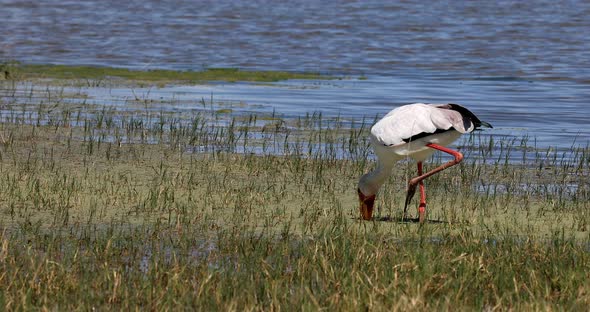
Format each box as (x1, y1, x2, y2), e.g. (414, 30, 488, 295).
(357, 103, 492, 223)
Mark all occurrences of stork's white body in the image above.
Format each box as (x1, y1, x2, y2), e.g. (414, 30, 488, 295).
(358, 103, 488, 199)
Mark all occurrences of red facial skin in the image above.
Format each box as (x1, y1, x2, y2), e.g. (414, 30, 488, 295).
(357, 188, 376, 220)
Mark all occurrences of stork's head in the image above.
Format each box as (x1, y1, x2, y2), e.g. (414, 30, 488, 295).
(357, 188, 376, 220)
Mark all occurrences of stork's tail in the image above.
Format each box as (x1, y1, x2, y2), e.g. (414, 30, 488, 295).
(477, 120, 493, 129)
(441, 103, 493, 130)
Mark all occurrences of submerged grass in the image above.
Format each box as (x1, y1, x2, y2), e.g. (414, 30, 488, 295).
(8, 63, 331, 85)
(0, 79, 589, 310)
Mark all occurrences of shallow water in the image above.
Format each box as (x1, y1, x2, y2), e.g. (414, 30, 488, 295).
(75, 78, 590, 151)
(1, 0, 589, 149)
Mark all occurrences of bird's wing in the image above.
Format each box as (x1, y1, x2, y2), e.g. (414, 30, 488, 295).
(371, 103, 484, 146)
(371, 104, 444, 146)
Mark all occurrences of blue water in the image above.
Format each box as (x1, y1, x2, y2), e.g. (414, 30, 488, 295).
(1, 0, 589, 149)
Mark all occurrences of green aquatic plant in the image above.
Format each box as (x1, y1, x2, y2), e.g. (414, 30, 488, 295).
(15, 64, 331, 84)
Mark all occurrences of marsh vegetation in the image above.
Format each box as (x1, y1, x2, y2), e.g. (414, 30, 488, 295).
(0, 69, 589, 310)
(3, 63, 331, 86)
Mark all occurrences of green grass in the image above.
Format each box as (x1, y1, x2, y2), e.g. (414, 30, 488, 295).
(9, 63, 330, 84)
(0, 79, 589, 310)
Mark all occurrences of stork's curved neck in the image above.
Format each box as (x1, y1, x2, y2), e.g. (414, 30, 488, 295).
(358, 160, 394, 196)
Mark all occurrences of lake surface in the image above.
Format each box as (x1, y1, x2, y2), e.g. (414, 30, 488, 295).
(1, 0, 589, 149)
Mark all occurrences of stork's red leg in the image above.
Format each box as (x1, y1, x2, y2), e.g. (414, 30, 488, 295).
(402, 161, 427, 222)
(403, 143, 464, 223)
(418, 162, 426, 223)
